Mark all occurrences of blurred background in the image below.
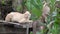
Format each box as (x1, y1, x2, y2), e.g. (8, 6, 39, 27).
(0, 0, 60, 34)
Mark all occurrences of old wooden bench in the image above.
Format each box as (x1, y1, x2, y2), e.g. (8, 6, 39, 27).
(0, 20, 33, 34)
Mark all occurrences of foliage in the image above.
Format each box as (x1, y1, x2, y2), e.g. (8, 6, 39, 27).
(25, 0, 43, 20)
(29, 0, 60, 34)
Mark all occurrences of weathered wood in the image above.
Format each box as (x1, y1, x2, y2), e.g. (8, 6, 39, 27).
(0, 20, 33, 28)
(0, 23, 26, 34)
(0, 20, 33, 34)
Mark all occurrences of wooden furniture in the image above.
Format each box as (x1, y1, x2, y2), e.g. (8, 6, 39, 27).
(0, 20, 33, 34)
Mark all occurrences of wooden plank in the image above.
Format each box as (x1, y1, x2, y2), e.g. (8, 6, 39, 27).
(0, 20, 32, 28)
(0, 20, 33, 34)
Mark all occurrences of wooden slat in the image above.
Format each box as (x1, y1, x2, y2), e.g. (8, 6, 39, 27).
(0, 20, 33, 28)
(0, 20, 33, 34)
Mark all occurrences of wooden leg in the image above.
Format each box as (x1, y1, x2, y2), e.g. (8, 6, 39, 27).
(26, 24, 29, 34)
